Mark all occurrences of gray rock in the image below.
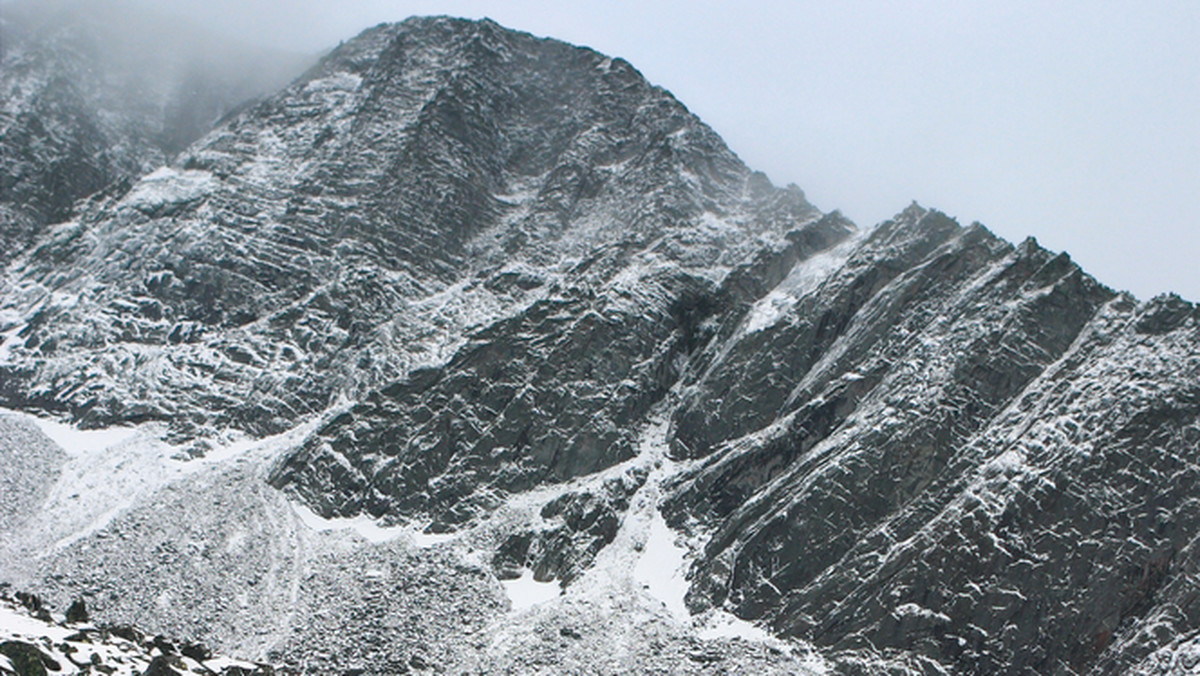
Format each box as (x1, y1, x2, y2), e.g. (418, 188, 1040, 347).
(4, 13, 1200, 676)
(0, 0, 309, 265)
(0, 416, 65, 535)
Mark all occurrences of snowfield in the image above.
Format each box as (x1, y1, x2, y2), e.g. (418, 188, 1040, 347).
(0, 400, 825, 674)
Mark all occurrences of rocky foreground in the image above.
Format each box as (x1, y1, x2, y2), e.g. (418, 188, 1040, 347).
(0, 590, 272, 675)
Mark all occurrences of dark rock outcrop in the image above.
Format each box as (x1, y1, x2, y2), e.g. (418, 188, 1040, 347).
(0, 640, 52, 676)
(63, 598, 86, 624)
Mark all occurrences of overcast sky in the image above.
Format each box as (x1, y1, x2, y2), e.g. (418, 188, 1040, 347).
(123, 0, 1199, 301)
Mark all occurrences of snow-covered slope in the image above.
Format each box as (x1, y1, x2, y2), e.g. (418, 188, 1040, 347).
(2, 13, 1199, 676)
(0, 16, 827, 450)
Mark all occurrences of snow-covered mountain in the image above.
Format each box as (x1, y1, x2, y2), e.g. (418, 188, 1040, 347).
(0, 0, 310, 265)
(0, 14, 825, 450)
(2, 13, 1199, 676)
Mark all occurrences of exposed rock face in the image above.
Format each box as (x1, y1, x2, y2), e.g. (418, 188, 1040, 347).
(0, 16, 824, 447)
(269, 207, 849, 529)
(3, 13, 1200, 676)
(0, 0, 308, 264)
(662, 206, 1200, 673)
(492, 467, 647, 585)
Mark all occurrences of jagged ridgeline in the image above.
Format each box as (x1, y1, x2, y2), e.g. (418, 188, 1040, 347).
(2, 13, 1200, 676)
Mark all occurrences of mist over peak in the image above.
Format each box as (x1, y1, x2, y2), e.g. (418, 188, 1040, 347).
(0, 0, 312, 261)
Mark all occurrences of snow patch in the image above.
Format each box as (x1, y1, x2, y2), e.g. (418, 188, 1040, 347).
(303, 71, 362, 94)
(21, 414, 139, 458)
(289, 503, 405, 543)
(742, 232, 864, 335)
(742, 289, 792, 334)
(199, 431, 262, 464)
(0, 604, 72, 642)
(0, 323, 26, 361)
(409, 529, 457, 548)
(698, 211, 741, 236)
(696, 610, 773, 642)
(894, 602, 951, 623)
(985, 448, 1027, 475)
(122, 167, 217, 210)
(492, 185, 537, 204)
(633, 509, 690, 621)
(203, 656, 263, 672)
(288, 502, 455, 548)
(501, 570, 561, 611)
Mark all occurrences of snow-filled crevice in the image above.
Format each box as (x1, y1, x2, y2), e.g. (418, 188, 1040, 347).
(467, 379, 826, 670)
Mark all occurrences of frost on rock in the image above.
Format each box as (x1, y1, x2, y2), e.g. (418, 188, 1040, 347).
(121, 168, 218, 213)
(3, 12, 1200, 676)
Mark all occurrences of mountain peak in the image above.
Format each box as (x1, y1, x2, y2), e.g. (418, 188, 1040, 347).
(0, 14, 822, 443)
